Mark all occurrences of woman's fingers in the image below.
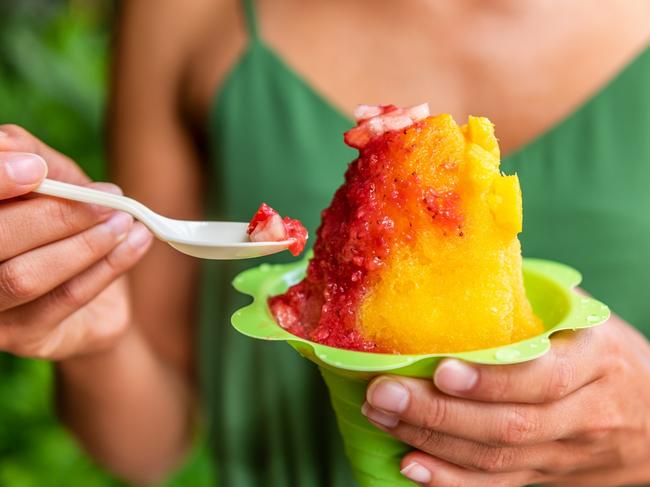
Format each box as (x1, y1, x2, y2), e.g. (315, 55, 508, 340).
(364, 407, 594, 474)
(365, 376, 590, 446)
(0, 124, 88, 184)
(399, 451, 539, 487)
(368, 409, 532, 472)
(0, 212, 133, 311)
(0, 152, 48, 199)
(0, 223, 153, 359)
(0, 182, 121, 261)
(433, 329, 604, 404)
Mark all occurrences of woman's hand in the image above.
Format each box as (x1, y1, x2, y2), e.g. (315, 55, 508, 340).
(363, 315, 650, 487)
(0, 124, 153, 360)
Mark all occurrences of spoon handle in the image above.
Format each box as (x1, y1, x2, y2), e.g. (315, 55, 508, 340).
(34, 178, 160, 229)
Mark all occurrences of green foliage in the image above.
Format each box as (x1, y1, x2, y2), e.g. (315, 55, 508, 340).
(0, 2, 216, 485)
(0, 0, 109, 179)
(0, 357, 123, 487)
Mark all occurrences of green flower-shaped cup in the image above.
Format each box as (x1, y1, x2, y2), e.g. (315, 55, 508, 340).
(232, 257, 609, 487)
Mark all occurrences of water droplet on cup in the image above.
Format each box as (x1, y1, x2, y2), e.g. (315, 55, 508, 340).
(587, 315, 601, 324)
(529, 342, 539, 349)
(260, 264, 271, 272)
(495, 348, 521, 362)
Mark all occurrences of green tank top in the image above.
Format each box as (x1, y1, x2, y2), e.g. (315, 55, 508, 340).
(200, 1, 650, 485)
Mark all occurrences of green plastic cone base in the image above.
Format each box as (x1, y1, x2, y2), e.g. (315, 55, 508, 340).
(320, 367, 415, 486)
(232, 256, 609, 486)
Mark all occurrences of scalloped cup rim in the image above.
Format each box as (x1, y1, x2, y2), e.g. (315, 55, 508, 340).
(231, 256, 610, 374)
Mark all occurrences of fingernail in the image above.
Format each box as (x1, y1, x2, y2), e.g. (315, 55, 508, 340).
(126, 223, 152, 249)
(3, 153, 47, 185)
(434, 359, 478, 392)
(368, 379, 409, 414)
(401, 462, 432, 483)
(361, 402, 399, 429)
(104, 212, 133, 238)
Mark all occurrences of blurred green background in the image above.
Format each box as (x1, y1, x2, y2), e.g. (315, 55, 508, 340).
(0, 1, 215, 485)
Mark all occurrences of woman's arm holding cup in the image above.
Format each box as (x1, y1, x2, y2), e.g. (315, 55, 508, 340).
(363, 315, 650, 486)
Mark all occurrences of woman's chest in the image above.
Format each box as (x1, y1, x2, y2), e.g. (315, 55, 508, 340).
(188, 0, 649, 154)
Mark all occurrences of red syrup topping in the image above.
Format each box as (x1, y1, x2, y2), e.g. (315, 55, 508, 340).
(268, 104, 461, 352)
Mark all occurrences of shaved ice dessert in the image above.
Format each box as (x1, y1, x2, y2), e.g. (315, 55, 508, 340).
(269, 104, 542, 354)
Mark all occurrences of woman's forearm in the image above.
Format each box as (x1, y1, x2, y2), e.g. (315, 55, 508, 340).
(55, 325, 195, 485)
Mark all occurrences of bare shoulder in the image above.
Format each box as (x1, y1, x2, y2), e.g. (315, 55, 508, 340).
(173, 0, 248, 124)
(113, 0, 241, 102)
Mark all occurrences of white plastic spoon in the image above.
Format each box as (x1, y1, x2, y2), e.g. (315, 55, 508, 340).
(34, 179, 294, 260)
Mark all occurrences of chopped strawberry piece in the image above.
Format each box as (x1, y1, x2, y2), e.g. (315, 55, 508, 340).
(247, 203, 278, 235)
(250, 213, 287, 242)
(344, 103, 430, 150)
(343, 125, 373, 149)
(353, 104, 383, 121)
(248, 203, 308, 256)
(406, 103, 430, 120)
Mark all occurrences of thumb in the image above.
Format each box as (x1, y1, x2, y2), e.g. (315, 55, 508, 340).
(0, 152, 48, 199)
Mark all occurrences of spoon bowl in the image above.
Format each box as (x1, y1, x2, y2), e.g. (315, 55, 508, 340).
(164, 221, 292, 259)
(34, 179, 295, 260)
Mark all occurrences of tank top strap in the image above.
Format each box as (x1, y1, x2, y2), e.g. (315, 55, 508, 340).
(241, 0, 259, 41)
